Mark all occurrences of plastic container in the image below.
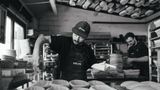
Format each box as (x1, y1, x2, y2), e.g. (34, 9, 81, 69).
(109, 54, 123, 72)
(110, 54, 122, 65)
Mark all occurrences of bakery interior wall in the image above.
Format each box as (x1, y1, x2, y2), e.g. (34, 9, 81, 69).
(35, 4, 148, 37)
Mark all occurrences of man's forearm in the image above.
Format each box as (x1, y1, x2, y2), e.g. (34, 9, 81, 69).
(128, 56, 149, 62)
(32, 34, 46, 66)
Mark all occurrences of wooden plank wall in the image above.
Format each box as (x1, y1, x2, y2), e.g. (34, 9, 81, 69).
(37, 4, 147, 37)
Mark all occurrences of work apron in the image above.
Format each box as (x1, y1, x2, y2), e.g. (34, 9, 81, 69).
(61, 44, 87, 81)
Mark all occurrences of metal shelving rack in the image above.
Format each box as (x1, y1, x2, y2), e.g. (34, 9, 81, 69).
(148, 19, 160, 82)
(85, 32, 112, 63)
(93, 43, 112, 63)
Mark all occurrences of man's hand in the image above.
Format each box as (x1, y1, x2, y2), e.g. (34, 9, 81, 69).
(126, 58, 134, 67)
(127, 58, 134, 64)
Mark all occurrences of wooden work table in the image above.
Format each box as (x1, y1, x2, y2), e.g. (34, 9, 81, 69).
(87, 69, 149, 85)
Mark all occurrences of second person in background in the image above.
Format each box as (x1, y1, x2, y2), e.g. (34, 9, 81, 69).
(125, 32, 149, 78)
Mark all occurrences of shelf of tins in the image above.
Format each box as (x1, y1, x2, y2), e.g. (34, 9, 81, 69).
(148, 18, 160, 82)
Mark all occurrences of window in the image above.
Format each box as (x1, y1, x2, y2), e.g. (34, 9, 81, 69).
(4, 16, 25, 50)
(4, 13, 26, 59)
(5, 16, 12, 49)
(14, 22, 25, 58)
(0, 5, 27, 59)
(14, 22, 24, 39)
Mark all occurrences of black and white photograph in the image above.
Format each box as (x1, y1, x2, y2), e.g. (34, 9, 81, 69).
(0, 0, 160, 90)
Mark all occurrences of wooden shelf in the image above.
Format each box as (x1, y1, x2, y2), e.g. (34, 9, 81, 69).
(151, 46, 160, 49)
(150, 37, 160, 41)
(151, 65, 157, 68)
(43, 60, 55, 63)
(151, 56, 157, 59)
(95, 46, 110, 47)
(150, 26, 160, 32)
(151, 74, 157, 77)
(96, 48, 110, 50)
(0, 75, 30, 90)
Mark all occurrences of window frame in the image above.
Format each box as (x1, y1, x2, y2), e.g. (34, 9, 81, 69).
(0, 6, 7, 44)
(5, 10, 27, 49)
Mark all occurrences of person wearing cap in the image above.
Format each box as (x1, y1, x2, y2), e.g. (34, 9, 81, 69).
(32, 21, 96, 81)
(124, 32, 149, 78)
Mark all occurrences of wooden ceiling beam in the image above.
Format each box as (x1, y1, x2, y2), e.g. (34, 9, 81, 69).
(49, 0, 57, 15)
(25, 1, 49, 5)
(19, 0, 35, 17)
(92, 21, 146, 24)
